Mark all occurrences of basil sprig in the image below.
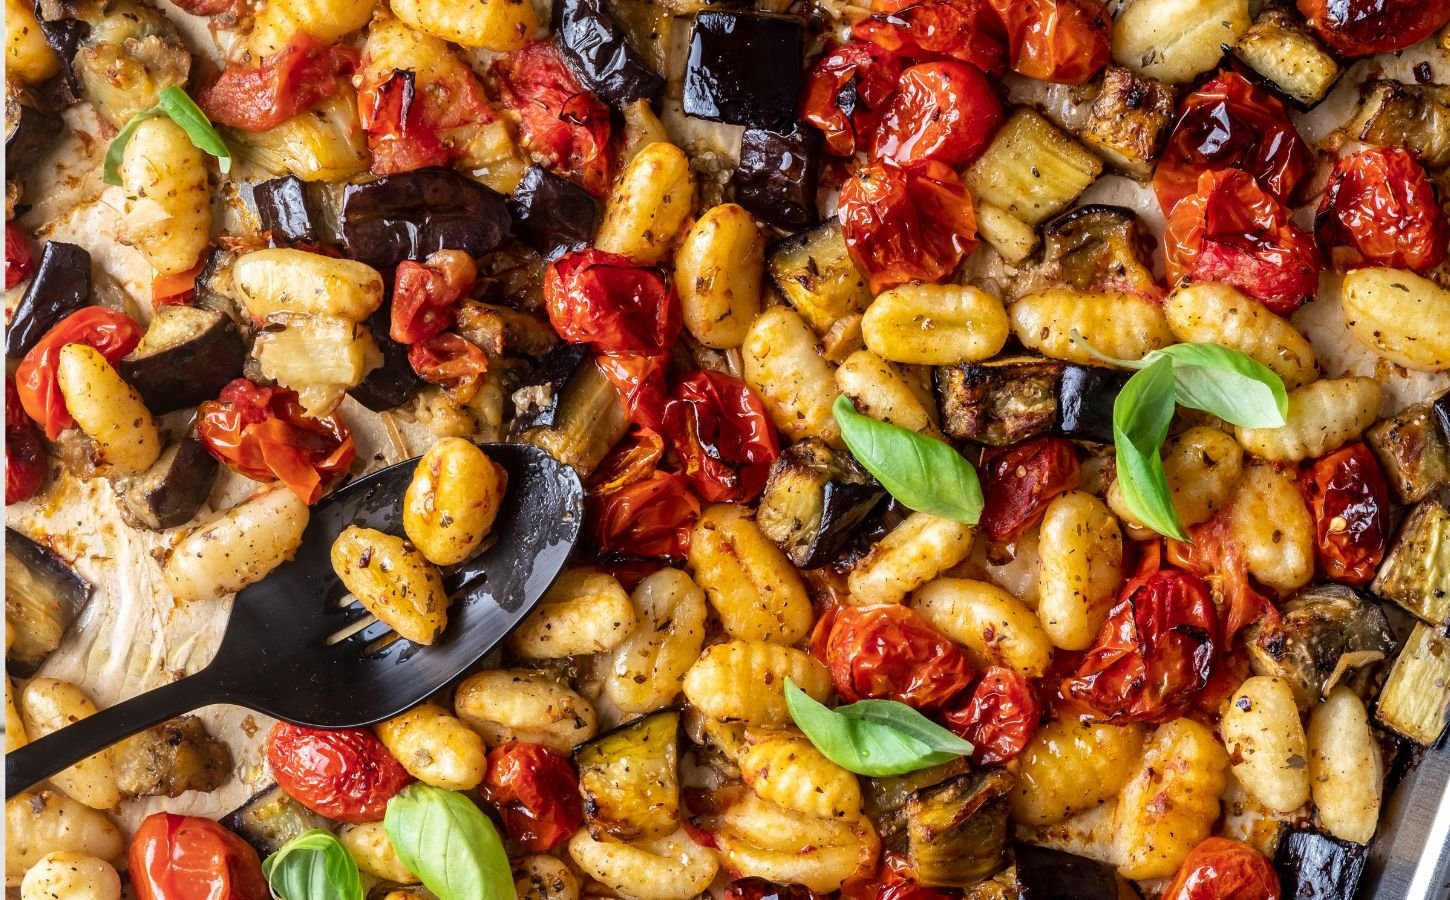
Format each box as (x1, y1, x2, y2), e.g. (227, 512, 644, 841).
(832, 395, 982, 524)
(784, 679, 974, 776)
(103, 85, 232, 186)
(383, 784, 515, 900)
(1114, 356, 1185, 540)
(261, 829, 363, 900)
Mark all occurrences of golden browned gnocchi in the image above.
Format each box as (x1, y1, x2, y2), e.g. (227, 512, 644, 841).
(374, 702, 488, 790)
(595, 142, 695, 264)
(603, 568, 707, 714)
(1009, 719, 1146, 826)
(331, 526, 450, 645)
(687, 504, 813, 644)
(5, 792, 123, 885)
(1235, 376, 1382, 462)
(1107, 425, 1244, 532)
(847, 512, 977, 605)
(1341, 268, 1450, 371)
(1036, 491, 1123, 651)
(740, 731, 864, 820)
(1113, 717, 1229, 879)
(1009, 289, 1173, 365)
(402, 438, 507, 566)
(18, 680, 119, 812)
(55, 345, 161, 476)
(388, 0, 540, 51)
(675, 204, 765, 349)
(453, 669, 598, 750)
(911, 578, 1053, 677)
(1163, 283, 1318, 388)
(682, 641, 832, 726)
(509, 568, 638, 658)
(743, 306, 844, 447)
(19, 852, 120, 900)
(861, 284, 1010, 365)
(835, 351, 941, 436)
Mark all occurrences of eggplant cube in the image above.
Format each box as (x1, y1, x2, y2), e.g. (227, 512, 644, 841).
(1366, 397, 1450, 504)
(508, 165, 601, 258)
(117, 306, 247, 415)
(1245, 583, 1395, 709)
(348, 309, 423, 412)
(253, 175, 322, 245)
(1273, 826, 1369, 900)
(5, 528, 91, 678)
(340, 168, 513, 269)
(1377, 620, 1450, 744)
(904, 769, 1014, 887)
(734, 126, 822, 231)
(222, 784, 335, 857)
(767, 221, 871, 335)
(1013, 844, 1123, 899)
(683, 11, 803, 132)
(119, 433, 220, 531)
(936, 356, 1064, 446)
(574, 709, 681, 842)
(5, 241, 91, 358)
(1371, 498, 1450, 626)
(756, 438, 886, 569)
(6, 89, 64, 175)
(1056, 363, 1130, 445)
(552, 0, 664, 106)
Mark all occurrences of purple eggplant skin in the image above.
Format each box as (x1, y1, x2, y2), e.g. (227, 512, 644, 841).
(32, 2, 88, 97)
(1433, 390, 1450, 448)
(510, 342, 593, 433)
(254, 175, 321, 245)
(1014, 844, 1127, 899)
(733, 126, 822, 231)
(5, 527, 91, 679)
(508, 165, 601, 259)
(5, 89, 64, 175)
(1273, 826, 1366, 900)
(552, 0, 664, 107)
(119, 431, 219, 531)
(348, 306, 422, 412)
(683, 11, 804, 133)
(340, 168, 513, 269)
(1056, 363, 1130, 445)
(116, 306, 247, 414)
(5, 241, 90, 359)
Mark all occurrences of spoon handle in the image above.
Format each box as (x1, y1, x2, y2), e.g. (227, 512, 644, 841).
(6, 669, 225, 799)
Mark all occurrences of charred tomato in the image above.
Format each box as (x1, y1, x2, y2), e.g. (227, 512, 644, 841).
(942, 665, 1041, 765)
(1297, 0, 1450, 56)
(1300, 443, 1390, 587)
(820, 604, 976, 709)
(869, 60, 1002, 167)
(6, 378, 46, 504)
(544, 249, 680, 354)
(986, 0, 1110, 84)
(484, 741, 584, 852)
(197, 33, 357, 132)
(800, 41, 908, 157)
(838, 160, 978, 294)
(1161, 836, 1282, 900)
(15, 307, 144, 440)
(852, 0, 1007, 76)
(979, 436, 1081, 544)
(491, 41, 614, 197)
(5, 222, 33, 289)
(265, 722, 412, 823)
(408, 333, 491, 404)
(390, 250, 478, 345)
(661, 371, 780, 504)
(1316, 147, 1450, 273)
(130, 813, 268, 900)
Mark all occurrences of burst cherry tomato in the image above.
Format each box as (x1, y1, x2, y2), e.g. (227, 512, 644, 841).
(15, 307, 144, 440)
(358, 58, 502, 176)
(979, 437, 1080, 544)
(1162, 837, 1282, 900)
(152, 259, 207, 308)
(942, 666, 1041, 765)
(839, 160, 977, 294)
(1297, 0, 1450, 56)
(1164, 169, 1322, 316)
(1316, 147, 1450, 273)
(725, 878, 821, 900)
(1168, 516, 1277, 642)
(852, 0, 1007, 76)
(491, 41, 613, 196)
(544, 249, 680, 353)
(986, 0, 1110, 84)
(197, 378, 356, 504)
(265, 722, 411, 823)
(198, 32, 357, 132)
(6, 378, 46, 504)
(5, 222, 34, 289)
(408, 333, 490, 404)
(484, 741, 583, 852)
(1154, 71, 1312, 216)
(391, 250, 477, 344)
(589, 468, 701, 562)
(1300, 443, 1390, 587)
(869, 61, 1002, 167)
(800, 42, 908, 157)
(130, 813, 268, 900)
(661, 371, 780, 504)
(820, 604, 976, 708)
(595, 352, 671, 432)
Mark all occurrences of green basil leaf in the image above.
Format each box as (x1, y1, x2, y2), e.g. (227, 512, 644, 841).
(832, 395, 982, 524)
(1152, 343, 1288, 428)
(784, 679, 974, 776)
(156, 86, 232, 174)
(384, 784, 515, 900)
(102, 106, 162, 187)
(261, 829, 363, 900)
(1113, 355, 1188, 542)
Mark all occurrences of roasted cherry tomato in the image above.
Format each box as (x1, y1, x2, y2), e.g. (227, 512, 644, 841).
(595, 352, 671, 432)
(130, 813, 268, 900)
(1168, 516, 1278, 642)
(942, 665, 1041, 765)
(661, 370, 780, 504)
(800, 42, 908, 157)
(979, 436, 1080, 544)
(852, 0, 1007, 76)
(197, 378, 356, 504)
(6, 378, 47, 504)
(1297, 0, 1450, 56)
(725, 877, 820, 900)
(491, 41, 613, 196)
(1162, 837, 1282, 900)
(408, 333, 491, 404)
(986, 0, 1110, 84)
(1164, 169, 1322, 316)
(391, 250, 477, 344)
(589, 468, 701, 562)
(1061, 548, 1219, 723)
(544, 249, 680, 354)
(1316, 147, 1450, 273)
(265, 722, 412, 823)
(5, 222, 34, 289)
(821, 604, 976, 708)
(841, 851, 956, 900)
(838, 160, 978, 294)
(15, 307, 144, 440)
(151, 259, 208, 308)
(197, 32, 357, 132)
(1300, 443, 1390, 587)
(869, 60, 1002, 167)
(1153, 71, 1312, 216)
(484, 741, 584, 852)
(359, 57, 502, 176)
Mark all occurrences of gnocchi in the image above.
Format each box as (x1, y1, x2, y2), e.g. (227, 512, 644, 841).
(682, 641, 832, 726)
(675, 204, 765, 349)
(1308, 686, 1382, 844)
(835, 351, 941, 436)
(740, 732, 864, 820)
(1009, 289, 1174, 365)
(18, 680, 119, 812)
(1341, 267, 1450, 371)
(1220, 676, 1310, 813)
(374, 702, 488, 791)
(861, 284, 1010, 365)
(1036, 492, 1123, 651)
(567, 828, 718, 900)
(19, 853, 120, 900)
(232, 249, 385, 323)
(338, 821, 418, 884)
(1227, 465, 1315, 593)
(119, 117, 212, 277)
(603, 568, 708, 714)
(389, 0, 539, 51)
(1107, 425, 1244, 532)
(847, 512, 977, 605)
(163, 487, 310, 603)
(1113, 717, 1229, 880)
(55, 345, 161, 476)
(453, 669, 598, 750)
(1235, 376, 1382, 462)
(403, 438, 506, 566)
(595, 142, 695, 264)
(251, 0, 375, 55)
(687, 504, 813, 644)
(1163, 283, 1318, 388)
(6, 792, 123, 886)
(743, 306, 844, 447)
(1009, 719, 1146, 826)
(331, 526, 450, 645)
(510, 568, 638, 658)
(715, 793, 879, 893)
(911, 578, 1053, 677)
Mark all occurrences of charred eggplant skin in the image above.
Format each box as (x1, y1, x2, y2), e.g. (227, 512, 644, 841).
(5, 241, 91, 359)
(734, 126, 822, 231)
(222, 784, 335, 857)
(1014, 844, 1123, 899)
(254, 175, 323, 245)
(340, 168, 513, 269)
(508, 165, 601, 259)
(348, 307, 423, 412)
(511, 343, 594, 433)
(1273, 826, 1368, 900)
(936, 356, 1064, 446)
(1245, 583, 1394, 709)
(756, 438, 886, 569)
(552, 0, 664, 106)
(1056, 364, 1130, 445)
(1436, 390, 1450, 447)
(119, 432, 220, 531)
(117, 306, 248, 414)
(683, 11, 803, 132)
(574, 708, 681, 842)
(5, 527, 91, 678)
(5, 88, 64, 174)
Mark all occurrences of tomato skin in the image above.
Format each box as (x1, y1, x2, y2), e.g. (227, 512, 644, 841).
(594, 352, 671, 432)
(544, 249, 680, 354)
(1167, 516, 1278, 643)
(822, 604, 976, 709)
(1316, 147, 1450, 273)
(358, 54, 501, 176)
(197, 32, 357, 132)
(725, 877, 820, 900)
(986, 0, 1110, 84)
(661, 371, 780, 504)
(838, 160, 977, 294)
(1299, 443, 1390, 587)
(1162, 837, 1282, 900)
(484, 741, 584, 852)
(852, 0, 1007, 77)
(942, 665, 1041, 765)
(407, 333, 490, 404)
(979, 437, 1081, 544)
(1154, 71, 1312, 216)
(587, 429, 701, 563)
(491, 42, 613, 196)
(130, 813, 268, 900)
(5, 222, 34, 289)
(265, 722, 412, 823)
(1164, 169, 1322, 316)
(15, 307, 144, 440)
(197, 378, 356, 504)
(6, 378, 47, 504)
(152, 260, 208, 308)
(391, 251, 477, 344)
(800, 42, 908, 157)
(869, 61, 1002, 167)
(1297, 0, 1450, 56)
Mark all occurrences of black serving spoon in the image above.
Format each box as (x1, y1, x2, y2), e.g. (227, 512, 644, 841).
(6, 442, 583, 798)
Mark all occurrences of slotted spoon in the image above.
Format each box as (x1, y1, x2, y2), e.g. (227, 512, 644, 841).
(6, 442, 583, 797)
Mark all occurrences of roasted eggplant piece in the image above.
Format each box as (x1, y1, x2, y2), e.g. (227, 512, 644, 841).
(222, 784, 334, 857)
(1231, 9, 1341, 107)
(1056, 364, 1130, 445)
(756, 438, 886, 569)
(575, 709, 680, 842)
(5, 85, 63, 176)
(232, 90, 370, 183)
(1371, 498, 1450, 626)
(1435, 390, 1450, 446)
(733, 126, 821, 231)
(1013, 844, 1124, 899)
(683, 11, 803, 132)
(70, 0, 189, 127)
(349, 308, 424, 412)
(1246, 583, 1395, 709)
(1351, 81, 1450, 168)
(118, 432, 219, 531)
(1078, 67, 1176, 181)
(1377, 620, 1450, 744)
(112, 715, 231, 798)
(1021, 206, 1160, 300)
(966, 109, 1102, 228)
(935, 357, 1064, 447)
(5, 529, 90, 678)
(1366, 397, 1450, 504)
(5, 241, 90, 358)
(552, 0, 664, 106)
(254, 175, 324, 245)
(340, 168, 513, 269)
(116, 306, 247, 414)
(511, 343, 593, 431)
(508, 166, 600, 258)
(1273, 826, 1369, 900)
(904, 769, 1014, 887)
(252, 314, 382, 417)
(767, 221, 871, 336)
(514, 346, 628, 475)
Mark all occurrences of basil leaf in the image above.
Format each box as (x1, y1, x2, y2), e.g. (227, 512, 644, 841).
(785, 679, 974, 776)
(1113, 355, 1188, 542)
(1151, 343, 1288, 429)
(832, 395, 982, 524)
(384, 784, 515, 900)
(261, 829, 363, 900)
(102, 86, 231, 187)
